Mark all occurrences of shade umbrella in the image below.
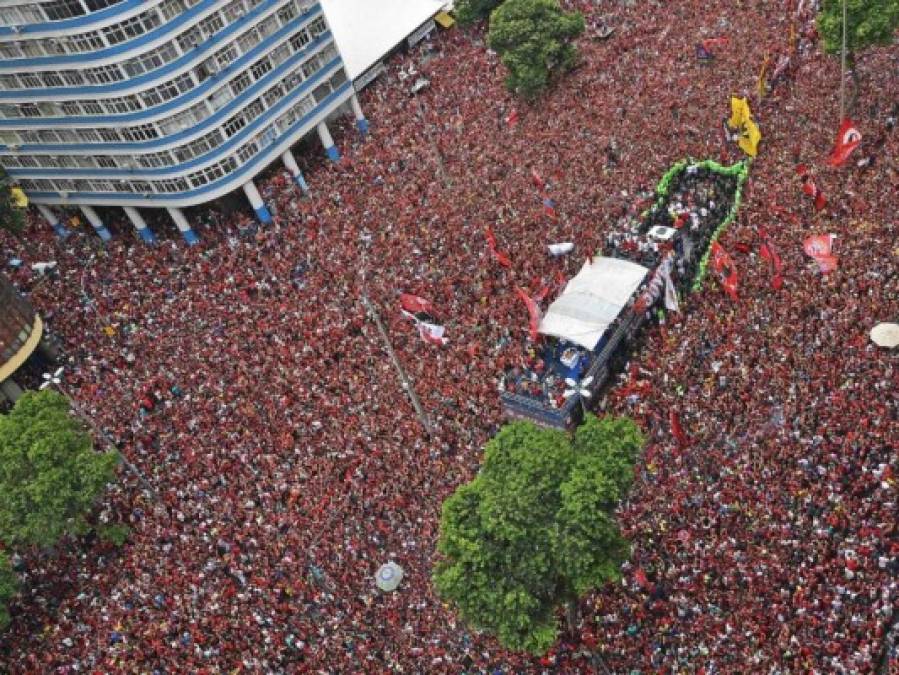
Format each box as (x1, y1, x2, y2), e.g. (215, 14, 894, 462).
(870, 322, 899, 348)
(375, 562, 404, 592)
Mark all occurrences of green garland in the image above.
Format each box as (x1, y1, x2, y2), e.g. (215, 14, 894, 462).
(635, 158, 751, 292)
(690, 158, 751, 290)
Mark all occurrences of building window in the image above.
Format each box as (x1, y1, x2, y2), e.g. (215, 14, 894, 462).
(251, 58, 272, 80)
(43, 0, 85, 21)
(61, 71, 84, 86)
(290, 29, 310, 51)
(199, 12, 225, 39)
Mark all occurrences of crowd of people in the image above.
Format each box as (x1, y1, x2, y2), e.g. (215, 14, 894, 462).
(1, 0, 897, 671)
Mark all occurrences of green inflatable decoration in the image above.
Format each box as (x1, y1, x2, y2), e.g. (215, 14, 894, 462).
(640, 157, 751, 292)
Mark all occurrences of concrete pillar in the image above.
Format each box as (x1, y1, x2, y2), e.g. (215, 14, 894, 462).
(316, 121, 340, 162)
(123, 206, 157, 244)
(37, 204, 69, 238)
(281, 149, 310, 194)
(242, 180, 272, 224)
(350, 94, 369, 136)
(80, 206, 112, 242)
(165, 207, 199, 245)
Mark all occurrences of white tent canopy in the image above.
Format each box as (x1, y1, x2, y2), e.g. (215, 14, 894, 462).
(538, 256, 649, 350)
(321, 0, 445, 80)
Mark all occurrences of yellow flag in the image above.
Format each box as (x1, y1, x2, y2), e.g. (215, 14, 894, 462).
(727, 96, 751, 130)
(738, 118, 762, 157)
(9, 186, 28, 208)
(757, 56, 770, 99)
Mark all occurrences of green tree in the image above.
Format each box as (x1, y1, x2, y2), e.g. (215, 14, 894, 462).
(817, 0, 899, 108)
(488, 0, 585, 100)
(0, 390, 119, 550)
(0, 551, 17, 631)
(454, 0, 502, 25)
(434, 415, 644, 654)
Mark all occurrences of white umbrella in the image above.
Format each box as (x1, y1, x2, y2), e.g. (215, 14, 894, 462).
(548, 242, 575, 257)
(39, 366, 64, 390)
(870, 322, 899, 348)
(375, 562, 404, 592)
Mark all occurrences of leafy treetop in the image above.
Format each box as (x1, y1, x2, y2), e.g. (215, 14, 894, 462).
(0, 390, 118, 550)
(434, 415, 644, 654)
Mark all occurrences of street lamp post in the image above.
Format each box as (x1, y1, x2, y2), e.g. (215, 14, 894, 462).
(42, 367, 157, 499)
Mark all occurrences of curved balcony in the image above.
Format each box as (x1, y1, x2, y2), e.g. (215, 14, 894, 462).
(0, 7, 324, 117)
(4, 54, 343, 181)
(0, 0, 130, 35)
(20, 78, 353, 208)
(0, 9, 333, 131)
(0, 0, 295, 72)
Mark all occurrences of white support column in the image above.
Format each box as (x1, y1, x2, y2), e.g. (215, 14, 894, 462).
(350, 94, 369, 136)
(242, 180, 273, 224)
(80, 205, 112, 242)
(123, 206, 157, 244)
(37, 203, 69, 238)
(316, 121, 340, 162)
(166, 207, 199, 245)
(281, 149, 309, 194)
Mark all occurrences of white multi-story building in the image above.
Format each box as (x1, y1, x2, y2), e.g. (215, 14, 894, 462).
(0, 0, 367, 243)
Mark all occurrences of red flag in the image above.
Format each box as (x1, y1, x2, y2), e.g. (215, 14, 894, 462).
(796, 165, 826, 210)
(669, 410, 688, 447)
(505, 109, 519, 127)
(418, 322, 448, 346)
(634, 567, 652, 591)
(826, 119, 862, 167)
(804, 234, 838, 273)
(485, 226, 513, 269)
(709, 242, 739, 301)
(530, 167, 545, 190)
(399, 293, 435, 317)
(514, 286, 542, 342)
(758, 228, 784, 291)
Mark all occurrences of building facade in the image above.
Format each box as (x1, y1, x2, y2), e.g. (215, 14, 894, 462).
(0, 0, 367, 243)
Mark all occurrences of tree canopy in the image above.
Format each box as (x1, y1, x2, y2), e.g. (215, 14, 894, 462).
(487, 0, 584, 99)
(0, 551, 16, 631)
(433, 415, 644, 654)
(0, 168, 25, 237)
(817, 0, 899, 57)
(0, 390, 119, 550)
(454, 0, 503, 25)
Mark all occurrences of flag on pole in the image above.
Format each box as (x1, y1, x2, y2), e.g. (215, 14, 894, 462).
(738, 117, 762, 157)
(757, 226, 784, 291)
(399, 293, 435, 318)
(710, 242, 739, 301)
(796, 165, 826, 210)
(826, 119, 862, 167)
(514, 286, 542, 342)
(485, 226, 513, 269)
(418, 321, 449, 346)
(757, 54, 771, 99)
(669, 409, 688, 447)
(727, 96, 751, 130)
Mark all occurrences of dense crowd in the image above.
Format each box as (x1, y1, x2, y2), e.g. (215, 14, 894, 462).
(1, 0, 897, 671)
